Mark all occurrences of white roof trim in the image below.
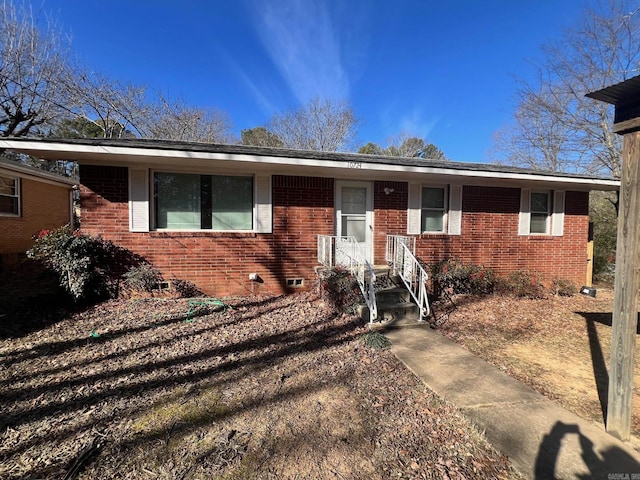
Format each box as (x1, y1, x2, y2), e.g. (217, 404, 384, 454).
(0, 158, 77, 188)
(0, 139, 619, 190)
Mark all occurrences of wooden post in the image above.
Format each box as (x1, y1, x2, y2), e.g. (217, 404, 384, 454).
(586, 77, 640, 441)
(606, 131, 640, 440)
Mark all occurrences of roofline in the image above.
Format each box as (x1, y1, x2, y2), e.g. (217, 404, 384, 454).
(0, 157, 77, 188)
(0, 137, 620, 190)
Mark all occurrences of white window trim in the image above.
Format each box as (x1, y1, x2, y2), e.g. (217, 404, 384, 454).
(407, 183, 462, 235)
(0, 174, 20, 217)
(530, 190, 551, 235)
(518, 189, 565, 236)
(142, 170, 272, 233)
(421, 185, 449, 234)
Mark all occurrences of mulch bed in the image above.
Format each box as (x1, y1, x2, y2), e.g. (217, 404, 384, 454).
(0, 291, 519, 479)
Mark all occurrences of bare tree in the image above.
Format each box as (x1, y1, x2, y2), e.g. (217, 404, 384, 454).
(67, 71, 149, 138)
(143, 94, 235, 143)
(0, 0, 73, 137)
(268, 97, 358, 151)
(492, 0, 640, 179)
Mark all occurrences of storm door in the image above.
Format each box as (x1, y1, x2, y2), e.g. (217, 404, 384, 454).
(335, 181, 373, 265)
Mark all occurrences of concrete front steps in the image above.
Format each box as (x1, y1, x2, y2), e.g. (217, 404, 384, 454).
(358, 268, 429, 329)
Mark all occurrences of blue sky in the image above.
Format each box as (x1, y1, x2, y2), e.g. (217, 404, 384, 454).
(41, 0, 587, 162)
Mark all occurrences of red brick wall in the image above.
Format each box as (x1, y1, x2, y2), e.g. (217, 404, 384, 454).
(394, 185, 589, 286)
(79, 166, 334, 295)
(373, 181, 408, 262)
(79, 167, 590, 295)
(0, 177, 71, 254)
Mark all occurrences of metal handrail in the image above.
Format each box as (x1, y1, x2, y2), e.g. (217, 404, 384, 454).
(386, 235, 429, 321)
(385, 234, 416, 274)
(317, 235, 377, 322)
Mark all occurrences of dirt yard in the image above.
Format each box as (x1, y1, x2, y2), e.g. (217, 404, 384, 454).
(438, 288, 640, 443)
(0, 291, 518, 480)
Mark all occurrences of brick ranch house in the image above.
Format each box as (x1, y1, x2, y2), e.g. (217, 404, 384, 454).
(0, 137, 619, 296)
(0, 157, 76, 268)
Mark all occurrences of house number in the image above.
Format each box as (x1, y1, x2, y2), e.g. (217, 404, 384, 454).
(347, 161, 362, 169)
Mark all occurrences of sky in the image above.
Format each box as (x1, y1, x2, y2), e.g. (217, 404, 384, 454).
(37, 0, 589, 163)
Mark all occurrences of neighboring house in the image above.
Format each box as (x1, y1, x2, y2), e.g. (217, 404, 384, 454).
(0, 157, 76, 267)
(0, 138, 619, 295)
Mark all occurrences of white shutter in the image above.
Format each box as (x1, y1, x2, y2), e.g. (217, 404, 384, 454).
(129, 168, 149, 232)
(447, 184, 462, 235)
(407, 183, 422, 234)
(255, 175, 272, 233)
(552, 190, 565, 236)
(518, 188, 531, 236)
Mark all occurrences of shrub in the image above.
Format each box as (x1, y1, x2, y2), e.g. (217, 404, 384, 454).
(170, 277, 204, 298)
(28, 226, 119, 300)
(551, 278, 577, 297)
(360, 331, 391, 350)
(124, 264, 162, 292)
(497, 269, 545, 299)
(430, 258, 495, 298)
(316, 267, 363, 314)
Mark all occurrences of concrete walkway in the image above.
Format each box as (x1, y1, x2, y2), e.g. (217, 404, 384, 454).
(383, 326, 640, 479)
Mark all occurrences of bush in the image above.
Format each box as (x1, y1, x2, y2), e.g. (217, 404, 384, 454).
(360, 331, 391, 350)
(430, 259, 495, 298)
(124, 264, 162, 292)
(27, 226, 120, 300)
(497, 270, 545, 299)
(316, 267, 363, 314)
(170, 277, 205, 298)
(551, 278, 577, 297)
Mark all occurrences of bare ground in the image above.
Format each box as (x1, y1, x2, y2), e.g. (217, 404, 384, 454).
(437, 288, 640, 443)
(0, 290, 519, 479)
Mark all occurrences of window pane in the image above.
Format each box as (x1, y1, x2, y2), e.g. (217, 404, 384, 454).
(0, 195, 17, 214)
(341, 187, 366, 214)
(211, 176, 253, 230)
(342, 216, 366, 242)
(422, 187, 445, 209)
(530, 213, 548, 234)
(531, 192, 549, 213)
(156, 173, 201, 229)
(0, 176, 16, 196)
(422, 210, 444, 232)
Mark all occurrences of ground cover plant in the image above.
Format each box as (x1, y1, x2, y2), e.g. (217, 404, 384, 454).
(438, 288, 640, 444)
(0, 290, 518, 479)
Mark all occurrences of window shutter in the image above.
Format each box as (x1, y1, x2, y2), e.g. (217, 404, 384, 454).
(448, 184, 462, 235)
(552, 190, 565, 236)
(518, 188, 530, 236)
(407, 183, 421, 235)
(129, 168, 149, 232)
(255, 175, 272, 233)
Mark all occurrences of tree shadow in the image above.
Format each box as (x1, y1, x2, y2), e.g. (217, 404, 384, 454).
(535, 421, 640, 479)
(0, 297, 362, 468)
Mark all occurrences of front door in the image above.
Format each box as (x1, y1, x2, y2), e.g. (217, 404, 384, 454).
(335, 181, 373, 265)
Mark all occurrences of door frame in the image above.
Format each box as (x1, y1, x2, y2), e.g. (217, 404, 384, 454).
(335, 180, 374, 263)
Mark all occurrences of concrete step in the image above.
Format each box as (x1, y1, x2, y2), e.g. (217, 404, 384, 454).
(359, 301, 428, 329)
(375, 287, 411, 304)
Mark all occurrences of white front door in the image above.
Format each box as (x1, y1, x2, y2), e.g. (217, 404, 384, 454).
(335, 181, 373, 265)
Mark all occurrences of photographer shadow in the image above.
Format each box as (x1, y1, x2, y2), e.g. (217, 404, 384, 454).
(535, 421, 640, 479)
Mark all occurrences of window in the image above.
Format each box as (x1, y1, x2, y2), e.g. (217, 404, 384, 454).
(0, 175, 19, 216)
(421, 186, 447, 232)
(154, 172, 253, 230)
(530, 191, 550, 234)
(519, 189, 565, 236)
